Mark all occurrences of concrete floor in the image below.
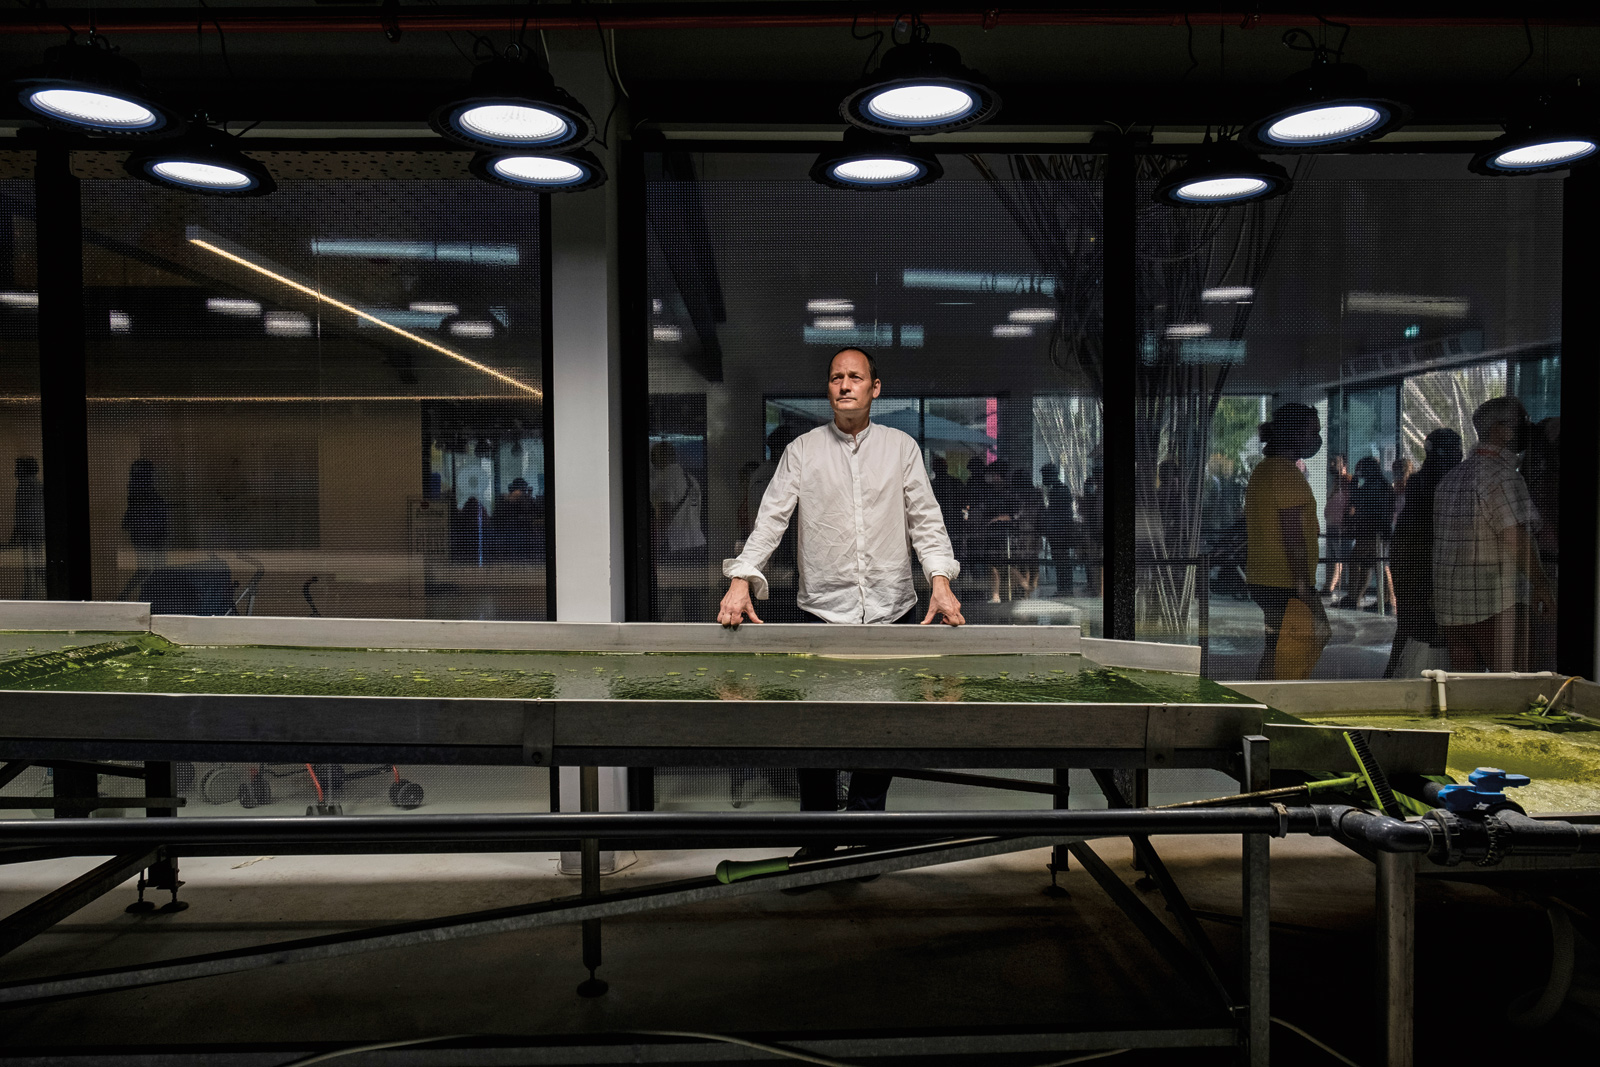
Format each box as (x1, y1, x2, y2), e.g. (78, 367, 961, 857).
(2, 834, 1594, 1064)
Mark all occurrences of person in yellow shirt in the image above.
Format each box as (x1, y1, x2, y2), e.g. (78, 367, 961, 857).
(1244, 403, 1331, 679)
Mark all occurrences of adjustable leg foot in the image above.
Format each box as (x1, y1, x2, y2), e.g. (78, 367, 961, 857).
(1042, 860, 1070, 899)
(577, 971, 609, 998)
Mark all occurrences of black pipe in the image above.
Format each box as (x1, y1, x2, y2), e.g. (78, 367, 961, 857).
(1332, 807, 1434, 853)
(0, 806, 1348, 852)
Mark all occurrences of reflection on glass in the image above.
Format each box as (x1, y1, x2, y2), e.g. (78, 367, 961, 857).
(81, 174, 548, 620)
(1, 180, 43, 600)
(1134, 160, 1562, 679)
(645, 152, 1103, 628)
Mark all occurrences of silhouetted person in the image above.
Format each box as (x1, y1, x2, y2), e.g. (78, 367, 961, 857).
(1522, 416, 1561, 669)
(9, 456, 44, 599)
(494, 477, 541, 563)
(1384, 428, 1463, 677)
(1080, 450, 1105, 597)
(1321, 455, 1352, 596)
(1341, 457, 1393, 612)
(1006, 466, 1042, 597)
(651, 440, 707, 621)
(1433, 397, 1554, 672)
(120, 459, 170, 601)
(1244, 404, 1329, 680)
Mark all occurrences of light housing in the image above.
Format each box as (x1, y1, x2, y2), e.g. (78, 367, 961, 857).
(1153, 142, 1291, 208)
(124, 128, 276, 196)
(810, 129, 943, 191)
(1470, 97, 1598, 176)
(840, 42, 1000, 135)
(469, 149, 608, 193)
(431, 57, 594, 152)
(1245, 61, 1407, 151)
(13, 41, 183, 138)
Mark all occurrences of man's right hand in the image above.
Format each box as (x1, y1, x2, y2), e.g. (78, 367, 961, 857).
(718, 578, 763, 628)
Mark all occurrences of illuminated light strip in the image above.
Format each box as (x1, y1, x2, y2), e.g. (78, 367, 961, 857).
(188, 238, 541, 399)
(83, 395, 526, 403)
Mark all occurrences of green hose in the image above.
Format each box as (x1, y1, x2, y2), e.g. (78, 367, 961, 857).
(714, 856, 792, 884)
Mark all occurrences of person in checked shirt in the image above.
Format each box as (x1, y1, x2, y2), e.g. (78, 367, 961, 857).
(716, 346, 964, 826)
(1432, 396, 1554, 671)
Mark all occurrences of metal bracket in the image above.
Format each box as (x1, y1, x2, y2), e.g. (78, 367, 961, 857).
(1144, 707, 1176, 769)
(522, 701, 553, 766)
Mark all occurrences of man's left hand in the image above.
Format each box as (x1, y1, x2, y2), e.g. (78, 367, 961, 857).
(923, 576, 965, 626)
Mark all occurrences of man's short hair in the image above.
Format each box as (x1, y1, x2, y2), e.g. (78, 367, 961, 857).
(829, 347, 879, 384)
(1472, 396, 1528, 438)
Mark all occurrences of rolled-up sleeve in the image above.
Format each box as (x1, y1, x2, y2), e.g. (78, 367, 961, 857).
(722, 442, 802, 600)
(903, 443, 960, 583)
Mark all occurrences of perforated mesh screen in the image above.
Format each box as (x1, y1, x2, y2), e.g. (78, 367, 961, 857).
(1133, 155, 1563, 679)
(644, 152, 1103, 628)
(80, 174, 548, 620)
(1, 177, 42, 600)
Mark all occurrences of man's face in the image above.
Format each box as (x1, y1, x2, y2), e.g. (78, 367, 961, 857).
(828, 350, 881, 419)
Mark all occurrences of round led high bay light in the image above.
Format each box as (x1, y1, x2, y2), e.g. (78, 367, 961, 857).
(432, 57, 594, 152)
(1153, 144, 1291, 207)
(1470, 102, 1599, 176)
(125, 130, 276, 196)
(810, 129, 943, 191)
(841, 42, 1000, 135)
(470, 149, 608, 192)
(13, 41, 182, 137)
(1245, 62, 1407, 150)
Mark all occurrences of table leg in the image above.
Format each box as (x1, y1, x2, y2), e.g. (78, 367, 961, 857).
(1047, 768, 1070, 897)
(577, 765, 607, 997)
(1376, 850, 1416, 1067)
(1241, 735, 1270, 1067)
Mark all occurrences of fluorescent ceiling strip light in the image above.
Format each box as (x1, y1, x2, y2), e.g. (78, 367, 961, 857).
(189, 236, 540, 398)
(1345, 291, 1470, 318)
(903, 269, 1056, 296)
(309, 240, 520, 266)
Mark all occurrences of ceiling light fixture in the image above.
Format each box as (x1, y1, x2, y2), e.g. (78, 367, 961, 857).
(1470, 94, 1598, 176)
(1008, 308, 1058, 323)
(13, 38, 183, 138)
(1153, 141, 1291, 208)
(807, 299, 855, 313)
(840, 20, 999, 135)
(1202, 287, 1255, 303)
(469, 149, 608, 192)
(432, 51, 595, 152)
(810, 129, 942, 191)
(125, 127, 276, 196)
(1245, 28, 1407, 150)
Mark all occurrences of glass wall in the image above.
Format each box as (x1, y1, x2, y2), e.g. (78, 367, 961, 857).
(644, 150, 1103, 628)
(80, 161, 549, 620)
(0, 173, 42, 600)
(1135, 155, 1562, 679)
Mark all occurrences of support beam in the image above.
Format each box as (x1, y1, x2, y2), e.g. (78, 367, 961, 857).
(1240, 735, 1271, 1067)
(32, 141, 92, 601)
(1561, 166, 1599, 677)
(1101, 144, 1137, 641)
(0, 851, 158, 958)
(1376, 850, 1416, 1067)
(550, 38, 625, 623)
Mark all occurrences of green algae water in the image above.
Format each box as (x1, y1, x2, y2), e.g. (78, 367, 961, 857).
(1302, 711, 1600, 814)
(0, 635, 1226, 705)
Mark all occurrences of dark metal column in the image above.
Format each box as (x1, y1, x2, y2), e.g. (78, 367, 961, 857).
(32, 141, 92, 601)
(1376, 850, 1416, 1067)
(576, 765, 607, 997)
(1559, 167, 1598, 677)
(1101, 146, 1137, 641)
(1240, 734, 1270, 1067)
(539, 193, 558, 619)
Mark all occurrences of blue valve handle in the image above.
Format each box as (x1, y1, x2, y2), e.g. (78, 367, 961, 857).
(1436, 767, 1532, 813)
